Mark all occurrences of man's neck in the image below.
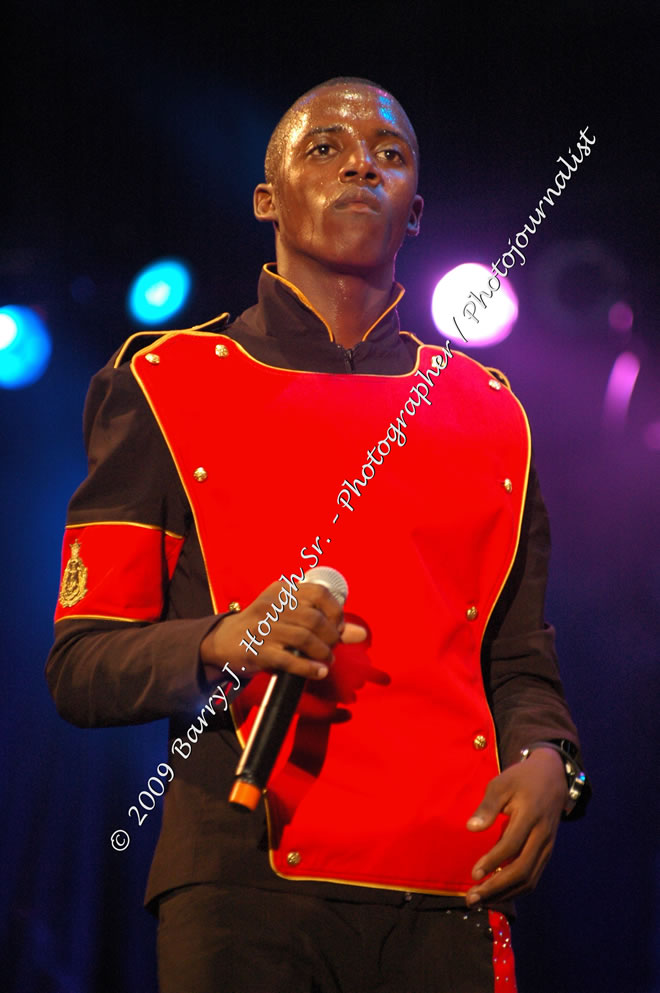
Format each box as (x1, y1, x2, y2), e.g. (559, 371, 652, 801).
(276, 258, 396, 349)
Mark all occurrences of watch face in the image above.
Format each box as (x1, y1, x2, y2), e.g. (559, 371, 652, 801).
(568, 771, 587, 801)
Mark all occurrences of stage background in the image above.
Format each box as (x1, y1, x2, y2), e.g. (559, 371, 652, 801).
(2, 2, 658, 991)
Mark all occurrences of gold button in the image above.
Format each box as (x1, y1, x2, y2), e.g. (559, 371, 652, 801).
(466, 606, 478, 621)
(488, 378, 501, 391)
(502, 478, 513, 493)
(193, 467, 208, 482)
(473, 734, 487, 750)
(215, 344, 229, 357)
(228, 601, 241, 613)
(145, 353, 160, 365)
(286, 851, 301, 866)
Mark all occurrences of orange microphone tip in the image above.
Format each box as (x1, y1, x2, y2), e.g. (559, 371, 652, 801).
(229, 780, 261, 810)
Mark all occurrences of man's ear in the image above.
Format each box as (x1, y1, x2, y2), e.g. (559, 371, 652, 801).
(254, 183, 278, 223)
(406, 194, 424, 238)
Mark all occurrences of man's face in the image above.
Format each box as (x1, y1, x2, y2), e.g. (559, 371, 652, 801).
(255, 84, 423, 275)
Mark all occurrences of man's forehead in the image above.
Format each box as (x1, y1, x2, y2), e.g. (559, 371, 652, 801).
(286, 85, 415, 148)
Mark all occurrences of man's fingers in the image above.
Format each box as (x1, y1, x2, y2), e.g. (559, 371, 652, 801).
(205, 579, 356, 679)
(255, 620, 368, 680)
(466, 833, 554, 906)
(267, 644, 331, 680)
(470, 810, 534, 880)
(255, 581, 343, 626)
(294, 583, 344, 624)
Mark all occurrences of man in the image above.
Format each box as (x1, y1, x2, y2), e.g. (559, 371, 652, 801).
(47, 77, 589, 993)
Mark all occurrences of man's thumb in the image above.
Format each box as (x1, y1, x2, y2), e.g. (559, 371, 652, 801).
(340, 622, 367, 644)
(466, 789, 500, 831)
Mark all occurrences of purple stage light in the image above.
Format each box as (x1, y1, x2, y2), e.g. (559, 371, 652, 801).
(431, 263, 518, 347)
(603, 351, 640, 427)
(608, 301, 634, 333)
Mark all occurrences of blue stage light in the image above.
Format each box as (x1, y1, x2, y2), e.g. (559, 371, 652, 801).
(128, 259, 192, 325)
(0, 306, 52, 389)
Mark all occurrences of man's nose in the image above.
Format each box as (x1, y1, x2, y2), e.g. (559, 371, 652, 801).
(339, 143, 380, 184)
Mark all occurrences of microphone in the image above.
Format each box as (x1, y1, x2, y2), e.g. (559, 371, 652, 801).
(228, 566, 348, 811)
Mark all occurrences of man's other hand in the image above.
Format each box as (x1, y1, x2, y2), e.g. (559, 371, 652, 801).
(464, 747, 569, 906)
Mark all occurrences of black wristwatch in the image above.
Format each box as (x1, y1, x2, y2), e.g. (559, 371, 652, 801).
(519, 739, 587, 817)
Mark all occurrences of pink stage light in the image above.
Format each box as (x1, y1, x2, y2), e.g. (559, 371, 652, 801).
(431, 263, 518, 347)
(603, 351, 641, 427)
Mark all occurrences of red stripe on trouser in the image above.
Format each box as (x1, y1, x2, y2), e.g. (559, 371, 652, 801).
(488, 911, 517, 991)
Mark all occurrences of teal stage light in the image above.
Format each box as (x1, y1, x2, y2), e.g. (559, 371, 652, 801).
(0, 305, 52, 389)
(128, 259, 192, 325)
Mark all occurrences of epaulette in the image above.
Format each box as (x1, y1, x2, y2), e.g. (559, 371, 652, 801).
(113, 312, 231, 368)
(486, 366, 511, 390)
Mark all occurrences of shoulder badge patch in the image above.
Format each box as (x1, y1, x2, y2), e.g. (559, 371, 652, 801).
(58, 538, 88, 608)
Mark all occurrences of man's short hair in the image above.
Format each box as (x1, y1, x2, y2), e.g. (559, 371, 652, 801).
(264, 77, 419, 185)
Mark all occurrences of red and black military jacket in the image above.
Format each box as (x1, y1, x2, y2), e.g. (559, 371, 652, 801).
(46, 265, 584, 911)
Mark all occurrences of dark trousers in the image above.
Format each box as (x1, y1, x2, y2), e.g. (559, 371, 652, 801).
(157, 883, 517, 993)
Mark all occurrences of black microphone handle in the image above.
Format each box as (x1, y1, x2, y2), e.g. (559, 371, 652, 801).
(229, 566, 348, 811)
(233, 670, 305, 791)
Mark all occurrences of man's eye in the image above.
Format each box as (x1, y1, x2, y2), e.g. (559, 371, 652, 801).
(310, 143, 333, 156)
(379, 148, 404, 163)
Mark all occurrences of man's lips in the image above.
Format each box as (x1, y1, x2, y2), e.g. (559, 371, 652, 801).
(333, 189, 380, 212)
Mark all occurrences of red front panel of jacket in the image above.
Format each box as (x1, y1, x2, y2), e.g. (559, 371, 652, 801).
(133, 332, 531, 895)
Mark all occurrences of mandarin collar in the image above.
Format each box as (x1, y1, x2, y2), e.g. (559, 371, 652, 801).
(255, 263, 405, 346)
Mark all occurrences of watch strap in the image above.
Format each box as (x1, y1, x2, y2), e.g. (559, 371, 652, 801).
(520, 740, 588, 817)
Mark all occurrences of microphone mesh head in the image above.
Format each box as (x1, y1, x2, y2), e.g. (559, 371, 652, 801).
(301, 566, 348, 606)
